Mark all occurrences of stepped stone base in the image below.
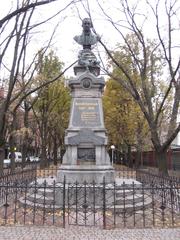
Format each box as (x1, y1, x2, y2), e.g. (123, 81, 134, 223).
(57, 165, 115, 184)
(18, 177, 152, 214)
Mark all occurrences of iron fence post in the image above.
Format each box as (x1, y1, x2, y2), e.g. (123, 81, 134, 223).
(113, 181, 116, 227)
(14, 181, 18, 224)
(122, 181, 126, 228)
(42, 180, 47, 225)
(142, 181, 145, 227)
(151, 181, 155, 227)
(23, 180, 28, 224)
(93, 180, 96, 226)
(132, 181, 136, 227)
(84, 181, 87, 226)
(170, 180, 175, 226)
(75, 181, 78, 224)
(32, 178, 37, 225)
(52, 180, 56, 225)
(62, 176, 66, 228)
(102, 177, 106, 229)
(3, 183, 9, 225)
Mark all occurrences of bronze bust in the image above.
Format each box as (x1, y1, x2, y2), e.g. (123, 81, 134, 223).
(74, 18, 99, 50)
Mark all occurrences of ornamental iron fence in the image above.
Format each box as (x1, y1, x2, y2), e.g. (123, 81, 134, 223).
(0, 175, 179, 229)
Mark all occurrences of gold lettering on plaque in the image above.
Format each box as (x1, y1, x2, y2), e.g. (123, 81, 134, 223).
(75, 102, 98, 106)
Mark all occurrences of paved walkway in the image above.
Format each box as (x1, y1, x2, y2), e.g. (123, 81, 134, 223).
(0, 226, 179, 240)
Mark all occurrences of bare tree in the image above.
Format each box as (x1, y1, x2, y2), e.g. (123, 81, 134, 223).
(82, 0, 180, 173)
(0, 0, 76, 173)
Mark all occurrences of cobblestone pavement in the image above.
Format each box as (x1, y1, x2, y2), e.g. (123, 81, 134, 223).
(0, 226, 179, 240)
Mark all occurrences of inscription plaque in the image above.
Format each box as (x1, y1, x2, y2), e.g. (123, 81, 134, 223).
(78, 148, 95, 162)
(72, 99, 101, 127)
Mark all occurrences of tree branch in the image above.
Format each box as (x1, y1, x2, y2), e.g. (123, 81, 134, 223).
(0, 0, 57, 28)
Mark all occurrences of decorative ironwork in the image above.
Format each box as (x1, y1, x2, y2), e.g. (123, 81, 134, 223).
(0, 167, 179, 229)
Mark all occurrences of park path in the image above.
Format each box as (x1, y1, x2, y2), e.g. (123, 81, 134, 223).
(0, 226, 179, 240)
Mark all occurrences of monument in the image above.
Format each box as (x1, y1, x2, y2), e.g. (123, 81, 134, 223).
(57, 18, 115, 183)
(18, 19, 151, 216)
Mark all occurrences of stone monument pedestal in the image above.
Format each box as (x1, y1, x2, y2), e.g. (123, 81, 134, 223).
(57, 165, 114, 183)
(57, 18, 115, 184)
(57, 70, 115, 184)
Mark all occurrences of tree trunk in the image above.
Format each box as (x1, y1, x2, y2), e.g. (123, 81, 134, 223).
(22, 104, 30, 167)
(0, 147, 4, 175)
(9, 111, 19, 172)
(53, 138, 58, 165)
(155, 150, 168, 175)
(10, 151, 16, 172)
(127, 145, 133, 168)
(135, 150, 141, 168)
(0, 104, 7, 174)
(9, 134, 16, 172)
(150, 125, 169, 174)
(40, 138, 48, 169)
(22, 142, 28, 167)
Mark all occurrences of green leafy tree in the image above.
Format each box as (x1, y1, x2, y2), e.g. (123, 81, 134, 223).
(46, 81, 70, 165)
(33, 50, 70, 168)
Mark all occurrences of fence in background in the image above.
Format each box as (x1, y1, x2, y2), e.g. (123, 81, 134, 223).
(0, 165, 36, 186)
(0, 162, 60, 182)
(113, 149, 180, 171)
(134, 149, 180, 171)
(115, 166, 136, 179)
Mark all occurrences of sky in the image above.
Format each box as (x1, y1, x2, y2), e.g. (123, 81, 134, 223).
(0, 0, 179, 79)
(0, 0, 150, 78)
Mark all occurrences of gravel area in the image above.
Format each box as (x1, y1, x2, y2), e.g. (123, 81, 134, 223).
(0, 226, 179, 240)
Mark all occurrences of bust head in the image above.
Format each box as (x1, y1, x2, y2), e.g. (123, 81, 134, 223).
(82, 18, 92, 33)
(74, 17, 99, 52)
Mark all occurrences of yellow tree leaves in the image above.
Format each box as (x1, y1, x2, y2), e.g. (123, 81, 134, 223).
(103, 79, 149, 150)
